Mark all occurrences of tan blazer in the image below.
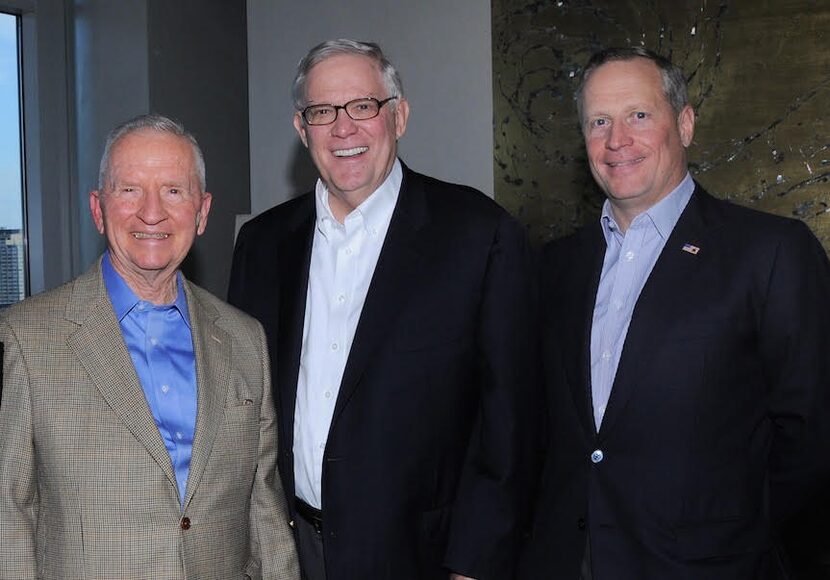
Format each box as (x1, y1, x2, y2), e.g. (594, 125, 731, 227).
(0, 260, 300, 580)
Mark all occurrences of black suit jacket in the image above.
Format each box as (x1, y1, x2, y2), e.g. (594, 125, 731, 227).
(519, 185, 830, 579)
(229, 164, 536, 579)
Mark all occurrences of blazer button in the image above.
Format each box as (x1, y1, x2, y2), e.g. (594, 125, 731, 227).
(577, 518, 586, 530)
(590, 449, 604, 463)
(180, 516, 191, 530)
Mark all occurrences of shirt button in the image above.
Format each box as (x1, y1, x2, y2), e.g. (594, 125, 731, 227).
(598, 405, 606, 416)
(591, 449, 604, 463)
(337, 294, 346, 304)
(625, 251, 635, 261)
(345, 247, 353, 256)
(318, 443, 325, 450)
(324, 391, 332, 399)
(601, 350, 611, 360)
(149, 337, 158, 346)
(161, 384, 170, 394)
(176, 432, 183, 440)
(330, 342, 339, 351)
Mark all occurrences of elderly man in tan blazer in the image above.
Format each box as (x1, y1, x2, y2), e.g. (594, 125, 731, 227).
(0, 114, 299, 580)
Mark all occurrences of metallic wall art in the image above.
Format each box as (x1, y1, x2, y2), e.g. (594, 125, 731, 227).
(493, 0, 830, 248)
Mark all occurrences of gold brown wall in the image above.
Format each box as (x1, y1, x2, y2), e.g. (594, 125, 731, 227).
(493, 0, 830, 248)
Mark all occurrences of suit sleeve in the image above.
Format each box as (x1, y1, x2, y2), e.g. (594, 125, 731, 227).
(0, 319, 38, 579)
(228, 222, 252, 309)
(444, 212, 538, 579)
(248, 322, 301, 580)
(761, 220, 830, 520)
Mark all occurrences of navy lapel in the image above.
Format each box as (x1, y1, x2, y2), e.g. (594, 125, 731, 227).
(331, 167, 429, 425)
(598, 186, 714, 439)
(565, 224, 607, 439)
(276, 201, 315, 457)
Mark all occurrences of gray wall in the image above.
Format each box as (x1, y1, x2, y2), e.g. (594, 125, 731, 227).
(246, 0, 494, 216)
(71, 0, 249, 297)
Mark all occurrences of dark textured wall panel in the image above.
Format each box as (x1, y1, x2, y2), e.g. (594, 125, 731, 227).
(493, 0, 830, 248)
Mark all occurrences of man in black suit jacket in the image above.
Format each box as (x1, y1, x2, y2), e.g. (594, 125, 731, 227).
(228, 39, 535, 580)
(519, 47, 830, 579)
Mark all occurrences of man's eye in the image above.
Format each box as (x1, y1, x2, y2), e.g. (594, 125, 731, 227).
(169, 188, 180, 195)
(634, 111, 648, 120)
(313, 107, 331, 116)
(591, 118, 607, 128)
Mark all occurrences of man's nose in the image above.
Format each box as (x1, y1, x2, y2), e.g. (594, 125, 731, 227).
(330, 108, 359, 138)
(137, 191, 166, 223)
(606, 121, 632, 150)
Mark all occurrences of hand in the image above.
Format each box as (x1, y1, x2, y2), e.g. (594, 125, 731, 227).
(450, 575, 477, 580)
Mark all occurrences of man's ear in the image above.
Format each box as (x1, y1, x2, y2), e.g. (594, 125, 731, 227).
(394, 98, 410, 140)
(293, 112, 309, 148)
(678, 105, 695, 148)
(196, 192, 212, 236)
(89, 190, 106, 234)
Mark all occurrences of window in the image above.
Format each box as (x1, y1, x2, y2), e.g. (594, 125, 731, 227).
(0, 11, 25, 307)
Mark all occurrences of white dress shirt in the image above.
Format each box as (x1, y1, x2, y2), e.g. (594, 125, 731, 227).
(293, 159, 402, 508)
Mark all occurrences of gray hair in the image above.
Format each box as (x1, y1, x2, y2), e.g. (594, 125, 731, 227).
(291, 39, 404, 111)
(575, 47, 689, 126)
(98, 113, 206, 191)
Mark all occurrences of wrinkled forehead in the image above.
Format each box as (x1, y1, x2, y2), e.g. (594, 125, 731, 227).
(108, 131, 199, 184)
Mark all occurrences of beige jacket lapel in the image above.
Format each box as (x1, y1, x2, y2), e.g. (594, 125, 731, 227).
(64, 262, 178, 489)
(181, 281, 232, 510)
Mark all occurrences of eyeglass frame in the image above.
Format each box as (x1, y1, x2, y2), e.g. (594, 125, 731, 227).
(300, 96, 399, 126)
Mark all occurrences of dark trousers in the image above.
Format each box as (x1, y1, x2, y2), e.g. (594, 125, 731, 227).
(294, 510, 326, 580)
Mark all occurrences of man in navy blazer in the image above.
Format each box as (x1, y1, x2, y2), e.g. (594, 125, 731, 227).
(519, 47, 830, 579)
(228, 39, 535, 580)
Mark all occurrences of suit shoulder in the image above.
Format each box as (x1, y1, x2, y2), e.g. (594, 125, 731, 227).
(1, 277, 77, 327)
(542, 224, 597, 263)
(408, 171, 523, 244)
(237, 192, 314, 243)
(699, 191, 818, 249)
(412, 170, 507, 217)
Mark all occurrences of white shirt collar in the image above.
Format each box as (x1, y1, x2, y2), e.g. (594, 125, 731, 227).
(314, 159, 402, 239)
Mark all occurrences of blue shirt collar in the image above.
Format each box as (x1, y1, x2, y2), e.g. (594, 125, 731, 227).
(102, 252, 191, 328)
(600, 172, 695, 245)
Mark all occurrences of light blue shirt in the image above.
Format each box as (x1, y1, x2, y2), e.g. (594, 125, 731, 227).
(590, 173, 695, 431)
(102, 253, 197, 507)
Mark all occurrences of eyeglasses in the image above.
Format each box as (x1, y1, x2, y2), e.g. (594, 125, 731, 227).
(301, 96, 398, 126)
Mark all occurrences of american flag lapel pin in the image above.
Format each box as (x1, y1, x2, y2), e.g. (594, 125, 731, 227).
(682, 243, 700, 255)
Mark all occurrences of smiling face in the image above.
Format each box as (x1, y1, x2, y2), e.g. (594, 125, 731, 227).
(293, 53, 409, 220)
(581, 58, 694, 227)
(89, 129, 212, 302)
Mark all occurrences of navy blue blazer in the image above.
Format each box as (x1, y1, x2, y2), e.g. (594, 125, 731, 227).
(229, 164, 537, 580)
(519, 185, 830, 579)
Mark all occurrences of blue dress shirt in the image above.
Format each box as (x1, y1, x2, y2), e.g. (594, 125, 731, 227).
(102, 253, 197, 507)
(590, 173, 695, 431)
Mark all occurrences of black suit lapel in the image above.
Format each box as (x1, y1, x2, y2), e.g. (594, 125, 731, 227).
(565, 224, 607, 439)
(277, 203, 315, 460)
(331, 167, 429, 425)
(599, 186, 714, 438)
